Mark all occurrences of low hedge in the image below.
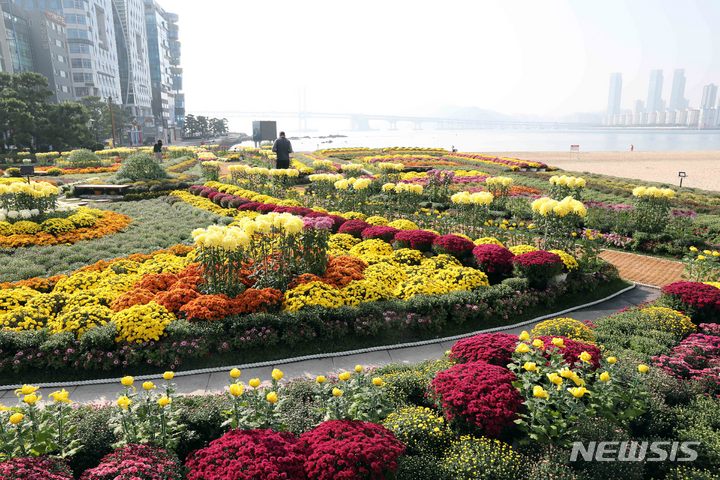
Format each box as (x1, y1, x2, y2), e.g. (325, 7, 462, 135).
(0, 268, 621, 382)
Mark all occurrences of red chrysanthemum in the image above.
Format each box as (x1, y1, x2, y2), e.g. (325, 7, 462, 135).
(80, 444, 182, 480)
(472, 244, 515, 275)
(300, 420, 405, 480)
(450, 333, 518, 366)
(431, 360, 522, 436)
(393, 229, 438, 252)
(185, 429, 306, 480)
(0, 457, 72, 480)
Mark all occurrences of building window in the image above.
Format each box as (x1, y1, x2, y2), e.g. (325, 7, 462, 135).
(57, 54, 65, 63)
(95, 6, 108, 50)
(55, 39, 63, 48)
(64, 14, 87, 25)
(67, 28, 89, 40)
(73, 72, 94, 83)
(71, 58, 92, 69)
(69, 43, 90, 54)
(59, 70, 67, 78)
(61, 85, 69, 93)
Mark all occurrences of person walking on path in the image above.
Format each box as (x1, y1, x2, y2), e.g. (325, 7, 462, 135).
(153, 140, 163, 161)
(272, 131, 293, 169)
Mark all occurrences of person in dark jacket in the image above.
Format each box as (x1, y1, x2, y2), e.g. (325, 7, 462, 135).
(153, 140, 163, 161)
(272, 132, 293, 169)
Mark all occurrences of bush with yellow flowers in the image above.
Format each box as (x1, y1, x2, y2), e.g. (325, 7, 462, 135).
(387, 219, 419, 230)
(682, 246, 720, 282)
(365, 215, 389, 226)
(442, 435, 523, 480)
(549, 249, 579, 271)
(349, 238, 395, 259)
(283, 281, 346, 312)
(112, 301, 175, 343)
(636, 306, 696, 337)
(112, 373, 184, 449)
(530, 196, 587, 250)
(0, 384, 81, 459)
(328, 233, 360, 256)
(382, 406, 452, 455)
(40, 218, 75, 235)
(531, 317, 596, 343)
(549, 174, 586, 199)
(508, 244, 537, 256)
(48, 304, 114, 337)
(509, 330, 648, 446)
(632, 186, 676, 233)
(342, 279, 393, 306)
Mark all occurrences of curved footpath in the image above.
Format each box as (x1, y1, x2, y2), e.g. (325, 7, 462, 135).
(0, 285, 659, 404)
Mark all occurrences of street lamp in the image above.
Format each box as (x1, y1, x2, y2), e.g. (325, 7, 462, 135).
(678, 171, 687, 188)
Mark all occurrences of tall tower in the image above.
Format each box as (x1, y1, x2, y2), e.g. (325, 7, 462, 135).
(668, 69, 687, 111)
(606, 72, 622, 116)
(700, 83, 717, 110)
(113, 0, 153, 144)
(646, 69, 664, 113)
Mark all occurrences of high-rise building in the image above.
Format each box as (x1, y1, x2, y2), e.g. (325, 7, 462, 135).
(646, 69, 664, 113)
(165, 10, 183, 132)
(27, 10, 73, 101)
(63, 0, 122, 100)
(668, 69, 687, 111)
(144, 0, 176, 142)
(700, 83, 718, 110)
(606, 72, 622, 117)
(113, 0, 153, 144)
(0, 1, 35, 72)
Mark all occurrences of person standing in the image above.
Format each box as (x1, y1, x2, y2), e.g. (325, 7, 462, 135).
(272, 131, 293, 169)
(153, 140, 163, 161)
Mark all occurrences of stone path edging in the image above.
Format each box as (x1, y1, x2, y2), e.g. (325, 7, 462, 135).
(0, 283, 637, 392)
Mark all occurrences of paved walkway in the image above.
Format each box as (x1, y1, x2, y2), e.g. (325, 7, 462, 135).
(599, 250, 684, 287)
(0, 285, 658, 404)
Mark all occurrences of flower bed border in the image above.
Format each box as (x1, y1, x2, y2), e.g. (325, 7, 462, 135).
(0, 280, 635, 390)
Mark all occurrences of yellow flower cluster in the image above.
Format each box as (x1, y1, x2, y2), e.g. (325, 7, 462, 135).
(376, 162, 404, 172)
(382, 406, 451, 453)
(485, 176, 514, 187)
(531, 196, 587, 218)
(509, 244, 538, 255)
(444, 435, 522, 479)
(170, 190, 237, 217)
(48, 304, 114, 337)
(193, 212, 305, 250)
(349, 239, 395, 259)
(328, 233, 361, 256)
(474, 237, 504, 247)
(531, 317, 596, 343)
(632, 186, 675, 198)
(283, 281, 347, 312)
(0, 181, 59, 197)
(113, 301, 175, 343)
(393, 183, 424, 195)
(342, 279, 392, 306)
(365, 215, 389, 226)
(269, 168, 300, 177)
(309, 173, 344, 183)
(549, 175, 586, 188)
(207, 182, 299, 207)
(342, 211, 367, 220)
(548, 249, 579, 271)
(637, 306, 696, 337)
(312, 159, 334, 170)
(451, 191, 494, 206)
(705, 282, 720, 289)
(342, 163, 364, 172)
(387, 219, 419, 230)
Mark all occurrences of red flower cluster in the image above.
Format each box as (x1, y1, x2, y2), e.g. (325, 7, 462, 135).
(472, 244, 515, 275)
(537, 336, 601, 369)
(154, 287, 200, 313)
(361, 225, 400, 242)
(338, 219, 371, 238)
(661, 281, 720, 321)
(653, 333, 720, 394)
(512, 250, 562, 268)
(80, 444, 182, 480)
(393, 229, 438, 252)
(231, 288, 284, 315)
(185, 429, 306, 480)
(300, 420, 405, 480)
(432, 234, 476, 258)
(0, 456, 72, 480)
(450, 333, 518, 366)
(431, 360, 522, 436)
(180, 294, 232, 321)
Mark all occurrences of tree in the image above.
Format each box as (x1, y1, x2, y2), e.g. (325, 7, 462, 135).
(211, 118, 229, 136)
(80, 96, 130, 145)
(39, 102, 93, 151)
(184, 114, 198, 138)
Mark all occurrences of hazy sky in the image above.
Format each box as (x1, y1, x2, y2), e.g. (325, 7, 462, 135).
(171, 0, 720, 118)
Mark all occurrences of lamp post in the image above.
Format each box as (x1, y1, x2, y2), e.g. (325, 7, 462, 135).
(108, 96, 118, 147)
(678, 171, 687, 188)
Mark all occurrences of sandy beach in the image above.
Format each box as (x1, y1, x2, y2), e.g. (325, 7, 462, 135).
(485, 151, 720, 192)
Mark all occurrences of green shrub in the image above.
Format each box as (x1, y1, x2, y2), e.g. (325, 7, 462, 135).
(665, 466, 720, 480)
(378, 359, 453, 408)
(674, 396, 720, 470)
(524, 458, 583, 480)
(396, 455, 451, 480)
(12, 220, 41, 235)
(64, 149, 101, 168)
(68, 406, 115, 475)
(570, 420, 645, 480)
(442, 435, 523, 480)
(117, 152, 169, 181)
(5, 167, 21, 177)
(593, 311, 681, 359)
(383, 406, 453, 456)
(174, 394, 229, 461)
(275, 378, 324, 434)
(41, 217, 75, 235)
